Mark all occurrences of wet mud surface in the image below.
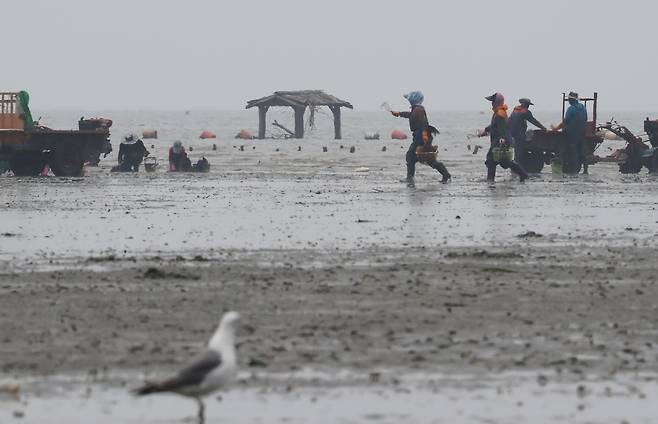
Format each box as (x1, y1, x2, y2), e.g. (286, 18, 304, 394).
(2, 119, 658, 422)
(2, 247, 658, 379)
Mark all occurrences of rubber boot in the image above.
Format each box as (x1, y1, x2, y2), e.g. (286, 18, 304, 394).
(509, 161, 528, 182)
(433, 161, 451, 183)
(487, 165, 496, 182)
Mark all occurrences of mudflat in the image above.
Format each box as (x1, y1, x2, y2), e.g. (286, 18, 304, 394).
(2, 246, 656, 380)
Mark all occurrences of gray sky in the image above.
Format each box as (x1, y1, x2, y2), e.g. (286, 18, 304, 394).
(5, 0, 658, 110)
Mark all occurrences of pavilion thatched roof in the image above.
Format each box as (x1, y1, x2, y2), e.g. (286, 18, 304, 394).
(246, 90, 353, 109)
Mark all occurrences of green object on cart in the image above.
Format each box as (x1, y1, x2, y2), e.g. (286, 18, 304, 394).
(551, 158, 563, 175)
(492, 147, 513, 162)
(16, 90, 35, 130)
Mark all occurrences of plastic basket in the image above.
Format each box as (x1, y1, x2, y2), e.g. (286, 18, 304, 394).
(492, 147, 513, 162)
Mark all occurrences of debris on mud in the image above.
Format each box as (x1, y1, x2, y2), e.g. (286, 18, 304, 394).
(445, 250, 523, 259)
(142, 267, 199, 280)
(517, 231, 544, 238)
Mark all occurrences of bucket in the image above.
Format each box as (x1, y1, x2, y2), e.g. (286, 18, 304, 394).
(415, 145, 438, 164)
(492, 147, 512, 162)
(143, 157, 158, 172)
(551, 158, 563, 175)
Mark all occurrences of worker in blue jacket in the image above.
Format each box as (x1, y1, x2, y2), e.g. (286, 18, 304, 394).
(509, 98, 546, 168)
(551, 92, 588, 174)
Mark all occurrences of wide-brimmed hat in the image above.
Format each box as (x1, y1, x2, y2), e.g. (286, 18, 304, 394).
(519, 98, 534, 106)
(568, 91, 579, 100)
(123, 134, 137, 144)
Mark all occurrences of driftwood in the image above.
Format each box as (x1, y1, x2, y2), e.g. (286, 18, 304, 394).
(272, 120, 294, 137)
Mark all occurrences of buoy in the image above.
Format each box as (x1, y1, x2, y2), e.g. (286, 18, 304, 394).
(235, 129, 254, 140)
(391, 130, 408, 140)
(142, 129, 158, 139)
(200, 130, 216, 139)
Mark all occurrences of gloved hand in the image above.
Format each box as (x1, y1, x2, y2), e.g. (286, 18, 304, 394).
(391, 111, 400, 117)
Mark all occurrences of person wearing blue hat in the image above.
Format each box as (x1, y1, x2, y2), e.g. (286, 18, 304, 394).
(391, 91, 451, 185)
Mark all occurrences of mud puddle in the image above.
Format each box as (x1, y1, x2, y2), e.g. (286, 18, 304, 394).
(2, 371, 656, 424)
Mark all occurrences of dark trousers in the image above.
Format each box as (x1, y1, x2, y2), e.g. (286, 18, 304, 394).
(119, 155, 143, 172)
(513, 136, 527, 166)
(560, 134, 586, 174)
(406, 139, 450, 180)
(485, 148, 528, 180)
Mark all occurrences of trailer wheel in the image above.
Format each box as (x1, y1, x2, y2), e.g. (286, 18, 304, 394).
(524, 151, 544, 173)
(10, 152, 45, 176)
(618, 159, 642, 174)
(51, 143, 84, 176)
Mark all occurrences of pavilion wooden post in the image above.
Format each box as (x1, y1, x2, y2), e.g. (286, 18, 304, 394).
(293, 106, 305, 139)
(258, 105, 268, 139)
(330, 105, 342, 140)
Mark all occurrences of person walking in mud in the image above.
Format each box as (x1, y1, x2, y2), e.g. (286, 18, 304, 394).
(390, 91, 451, 186)
(509, 98, 546, 169)
(477, 93, 528, 182)
(550, 91, 588, 174)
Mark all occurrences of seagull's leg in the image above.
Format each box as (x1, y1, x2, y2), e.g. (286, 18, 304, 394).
(196, 398, 205, 424)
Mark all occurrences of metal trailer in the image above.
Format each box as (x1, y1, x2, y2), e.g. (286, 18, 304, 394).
(0, 92, 112, 176)
(523, 93, 604, 173)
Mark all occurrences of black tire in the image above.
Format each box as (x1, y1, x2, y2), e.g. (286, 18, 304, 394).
(524, 151, 545, 173)
(10, 151, 45, 176)
(618, 159, 643, 174)
(51, 142, 84, 176)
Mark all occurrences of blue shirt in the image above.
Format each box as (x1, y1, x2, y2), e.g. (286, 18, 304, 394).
(564, 102, 588, 135)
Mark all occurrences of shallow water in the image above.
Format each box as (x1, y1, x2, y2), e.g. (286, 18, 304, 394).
(2, 371, 656, 424)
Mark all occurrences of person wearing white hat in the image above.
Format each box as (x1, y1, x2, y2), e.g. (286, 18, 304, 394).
(117, 134, 149, 172)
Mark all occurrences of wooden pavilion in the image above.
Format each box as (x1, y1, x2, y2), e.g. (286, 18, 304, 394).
(246, 90, 353, 139)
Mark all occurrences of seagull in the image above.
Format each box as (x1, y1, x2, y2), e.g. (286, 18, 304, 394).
(133, 311, 241, 423)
